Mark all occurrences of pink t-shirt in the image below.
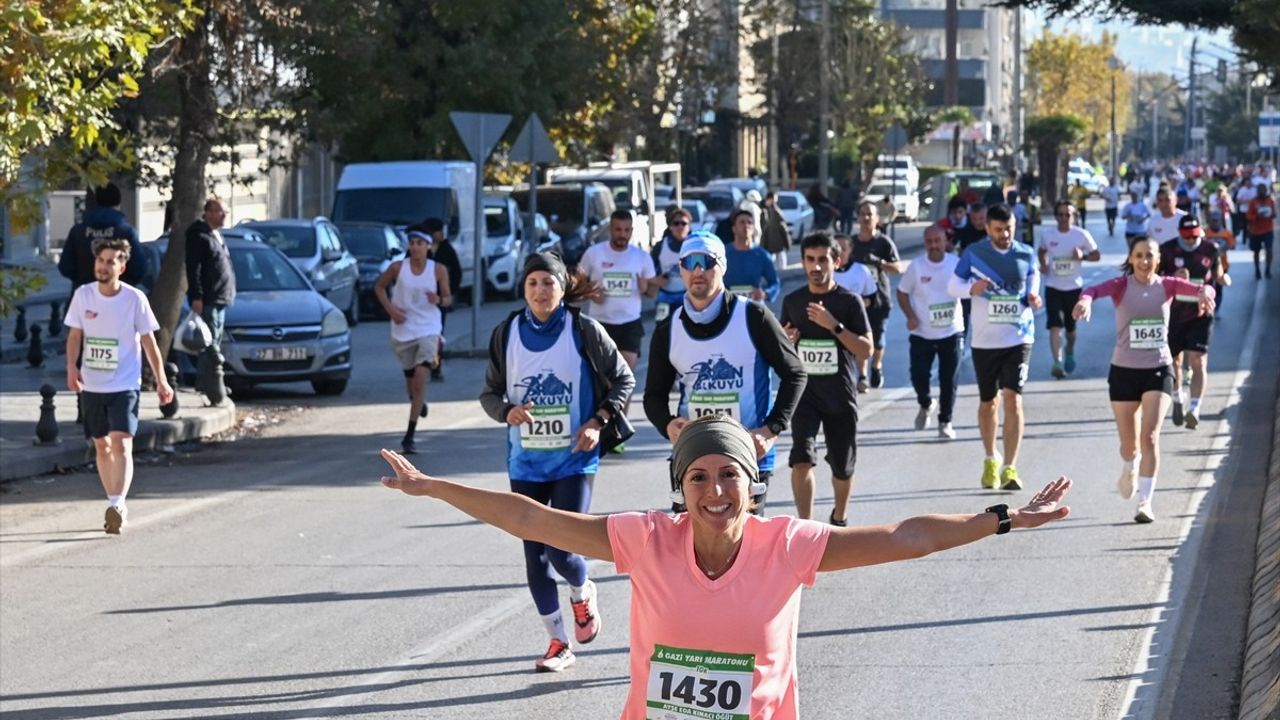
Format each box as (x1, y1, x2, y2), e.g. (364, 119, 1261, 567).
(608, 511, 831, 719)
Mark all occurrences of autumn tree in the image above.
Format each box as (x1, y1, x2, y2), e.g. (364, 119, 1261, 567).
(1205, 81, 1259, 161)
(1026, 114, 1087, 205)
(1026, 29, 1133, 165)
(0, 0, 195, 219)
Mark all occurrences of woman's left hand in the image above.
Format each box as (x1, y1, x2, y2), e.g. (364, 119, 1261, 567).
(573, 422, 601, 453)
(1011, 476, 1073, 529)
(380, 449, 436, 496)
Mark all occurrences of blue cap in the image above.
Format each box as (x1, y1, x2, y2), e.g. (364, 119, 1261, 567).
(679, 231, 725, 261)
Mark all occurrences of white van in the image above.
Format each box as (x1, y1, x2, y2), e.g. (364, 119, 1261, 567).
(872, 154, 920, 191)
(332, 161, 478, 291)
(545, 162, 681, 251)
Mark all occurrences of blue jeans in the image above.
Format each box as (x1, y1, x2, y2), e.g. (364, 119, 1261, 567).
(200, 304, 226, 350)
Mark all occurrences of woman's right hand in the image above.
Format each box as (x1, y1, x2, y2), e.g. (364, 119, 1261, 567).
(380, 449, 437, 497)
(506, 402, 534, 426)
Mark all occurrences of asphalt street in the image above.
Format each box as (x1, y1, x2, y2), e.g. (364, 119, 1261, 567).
(1, 211, 1276, 719)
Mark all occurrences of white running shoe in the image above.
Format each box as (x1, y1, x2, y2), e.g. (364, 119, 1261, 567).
(914, 402, 933, 430)
(534, 639, 575, 672)
(938, 422, 956, 440)
(1134, 501, 1155, 524)
(1117, 466, 1136, 500)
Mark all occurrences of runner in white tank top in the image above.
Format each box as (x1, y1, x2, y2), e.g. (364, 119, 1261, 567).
(375, 230, 452, 453)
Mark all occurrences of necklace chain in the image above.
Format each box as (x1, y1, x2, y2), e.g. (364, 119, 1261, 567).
(696, 545, 740, 578)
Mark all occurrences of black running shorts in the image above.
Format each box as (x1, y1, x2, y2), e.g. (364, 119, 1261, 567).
(971, 344, 1032, 402)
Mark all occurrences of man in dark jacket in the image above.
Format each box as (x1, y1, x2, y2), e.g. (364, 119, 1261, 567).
(59, 183, 147, 290)
(185, 198, 235, 403)
(422, 217, 460, 381)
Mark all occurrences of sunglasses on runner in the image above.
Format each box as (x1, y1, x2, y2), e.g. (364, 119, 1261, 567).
(679, 254, 718, 272)
(669, 220, 689, 227)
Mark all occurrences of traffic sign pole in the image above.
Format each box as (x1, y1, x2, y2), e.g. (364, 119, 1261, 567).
(450, 112, 512, 351)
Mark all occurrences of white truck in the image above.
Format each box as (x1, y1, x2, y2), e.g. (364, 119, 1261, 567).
(331, 161, 481, 291)
(545, 161, 682, 251)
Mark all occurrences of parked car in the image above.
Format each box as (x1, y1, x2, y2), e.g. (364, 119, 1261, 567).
(1068, 158, 1107, 195)
(238, 218, 360, 326)
(663, 199, 717, 233)
(483, 193, 524, 299)
(775, 191, 815, 238)
(511, 183, 614, 267)
(681, 186, 745, 222)
(137, 227, 265, 294)
(872, 154, 920, 191)
(865, 180, 919, 222)
(546, 166, 662, 250)
(519, 211, 560, 253)
(336, 222, 405, 319)
(708, 177, 768, 197)
(923, 171, 1003, 222)
(142, 237, 352, 396)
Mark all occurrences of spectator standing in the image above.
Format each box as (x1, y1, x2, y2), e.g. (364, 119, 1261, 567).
(184, 199, 235, 404)
(59, 183, 147, 290)
(760, 191, 794, 271)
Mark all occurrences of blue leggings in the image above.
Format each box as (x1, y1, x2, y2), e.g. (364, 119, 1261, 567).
(509, 474, 593, 615)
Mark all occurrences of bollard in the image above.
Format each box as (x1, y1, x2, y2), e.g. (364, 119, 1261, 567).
(199, 348, 227, 406)
(159, 361, 179, 418)
(27, 325, 43, 368)
(34, 384, 60, 446)
(14, 306, 28, 343)
(47, 301, 62, 337)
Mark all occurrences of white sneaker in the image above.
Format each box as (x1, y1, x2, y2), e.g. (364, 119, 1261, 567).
(914, 402, 934, 430)
(534, 639, 575, 672)
(1117, 466, 1136, 500)
(938, 422, 956, 440)
(1134, 501, 1155, 524)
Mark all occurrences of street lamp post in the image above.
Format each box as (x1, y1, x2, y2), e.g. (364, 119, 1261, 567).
(1108, 56, 1119, 179)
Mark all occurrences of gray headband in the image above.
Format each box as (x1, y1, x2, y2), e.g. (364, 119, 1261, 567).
(522, 252, 567, 288)
(671, 415, 759, 487)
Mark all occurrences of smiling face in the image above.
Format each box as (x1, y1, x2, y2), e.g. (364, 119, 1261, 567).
(681, 454, 751, 535)
(1128, 238, 1159, 281)
(523, 270, 564, 319)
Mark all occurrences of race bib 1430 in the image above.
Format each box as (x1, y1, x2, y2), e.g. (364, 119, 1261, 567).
(646, 644, 755, 720)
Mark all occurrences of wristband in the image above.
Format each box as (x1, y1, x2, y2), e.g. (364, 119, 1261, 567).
(985, 504, 1012, 535)
(592, 412, 610, 428)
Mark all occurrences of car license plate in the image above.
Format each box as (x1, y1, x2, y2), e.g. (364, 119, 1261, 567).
(254, 347, 308, 361)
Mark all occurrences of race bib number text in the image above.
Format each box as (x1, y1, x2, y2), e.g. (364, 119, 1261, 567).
(987, 294, 1022, 324)
(797, 339, 838, 375)
(521, 405, 571, 451)
(646, 644, 755, 720)
(1128, 318, 1166, 350)
(689, 392, 738, 420)
(928, 302, 956, 328)
(1051, 256, 1079, 277)
(84, 337, 120, 372)
(603, 272, 634, 298)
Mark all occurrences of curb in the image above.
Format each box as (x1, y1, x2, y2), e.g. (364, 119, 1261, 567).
(1238, 391, 1280, 720)
(0, 399, 237, 482)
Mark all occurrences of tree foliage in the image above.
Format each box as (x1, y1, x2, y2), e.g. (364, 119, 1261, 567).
(1026, 113, 1087, 204)
(750, 0, 931, 181)
(0, 0, 195, 215)
(995, 0, 1278, 79)
(278, 0, 651, 166)
(1026, 29, 1132, 163)
(1205, 80, 1258, 160)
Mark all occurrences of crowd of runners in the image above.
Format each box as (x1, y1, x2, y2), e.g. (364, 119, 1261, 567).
(60, 160, 1273, 717)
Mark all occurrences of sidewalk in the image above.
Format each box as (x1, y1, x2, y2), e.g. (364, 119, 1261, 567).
(1239, 389, 1280, 720)
(0, 363, 236, 482)
(0, 257, 73, 365)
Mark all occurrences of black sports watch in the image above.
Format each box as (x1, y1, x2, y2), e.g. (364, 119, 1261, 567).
(832, 322, 845, 335)
(765, 419, 786, 437)
(985, 504, 1012, 535)
(592, 412, 610, 428)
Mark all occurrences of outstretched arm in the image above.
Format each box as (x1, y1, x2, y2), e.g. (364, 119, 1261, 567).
(379, 449, 614, 561)
(818, 477, 1071, 572)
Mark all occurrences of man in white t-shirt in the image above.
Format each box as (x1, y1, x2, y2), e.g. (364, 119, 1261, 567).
(1102, 177, 1122, 237)
(1038, 201, 1100, 379)
(1149, 187, 1187, 243)
(897, 225, 964, 439)
(581, 210, 660, 424)
(64, 237, 173, 534)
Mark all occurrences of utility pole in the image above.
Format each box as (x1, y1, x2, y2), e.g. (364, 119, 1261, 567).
(817, 0, 831, 192)
(769, 12, 780, 188)
(1184, 37, 1196, 159)
(944, 0, 958, 106)
(1109, 57, 1118, 179)
(1012, 7, 1023, 170)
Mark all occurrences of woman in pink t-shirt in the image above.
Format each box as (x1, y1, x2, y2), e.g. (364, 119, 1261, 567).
(379, 415, 1073, 719)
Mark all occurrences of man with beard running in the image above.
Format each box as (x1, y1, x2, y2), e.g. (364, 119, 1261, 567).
(644, 232, 806, 512)
(780, 233, 873, 525)
(1158, 215, 1219, 430)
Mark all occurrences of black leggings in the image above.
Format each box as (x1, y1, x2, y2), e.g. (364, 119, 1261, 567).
(510, 475, 593, 615)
